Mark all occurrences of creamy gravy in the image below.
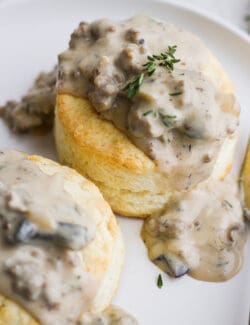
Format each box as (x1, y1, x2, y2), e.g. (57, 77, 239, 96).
(141, 176, 246, 282)
(0, 150, 98, 324)
(58, 15, 239, 191)
(0, 68, 56, 132)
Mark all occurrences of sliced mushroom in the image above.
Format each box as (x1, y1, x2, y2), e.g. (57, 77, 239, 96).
(10, 219, 92, 250)
(46, 222, 92, 250)
(154, 251, 189, 278)
(182, 124, 203, 139)
(14, 219, 37, 243)
(227, 223, 246, 243)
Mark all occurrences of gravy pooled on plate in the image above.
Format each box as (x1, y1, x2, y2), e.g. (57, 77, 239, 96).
(142, 176, 246, 282)
(0, 68, 56, 132)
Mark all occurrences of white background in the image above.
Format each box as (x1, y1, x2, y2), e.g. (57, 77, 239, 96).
(0, 0, 249, 31)
(175, 0, 250, 31)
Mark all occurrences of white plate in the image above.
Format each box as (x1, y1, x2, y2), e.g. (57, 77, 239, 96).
(0, 1, 250, 324)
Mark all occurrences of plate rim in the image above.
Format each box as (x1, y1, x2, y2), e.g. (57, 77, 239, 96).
(0, 1, 249, 324)
(1, 0, 250, 45)
(157, 0, 250, 43)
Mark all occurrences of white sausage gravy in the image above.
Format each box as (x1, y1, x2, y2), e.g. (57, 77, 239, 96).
(0, 68, 56, 132)
(0, 15, 240, 191)
(142, 176, 246, 282)
(57, 15, 239, 191)
(57, 15, 246, 282)
(0, 150, 138, 324)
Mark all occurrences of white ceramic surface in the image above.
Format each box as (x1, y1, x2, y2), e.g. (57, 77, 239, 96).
(175, 0, 249, 31)
(0, 1, 249, 324)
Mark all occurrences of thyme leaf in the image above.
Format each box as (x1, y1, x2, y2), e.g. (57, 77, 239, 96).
(169, 91, 183, 96)
(157, 274, 163, 288)
(123, 73, 144, 98)
(124, 45, 180, 98)
(159, 112, 177, 127)
(223, 200, 233, 208)
(143, 110, 153, 116)
(143, 45, 180, 74)
(143, 109, 158, 117)
(143, 109, 177, 128)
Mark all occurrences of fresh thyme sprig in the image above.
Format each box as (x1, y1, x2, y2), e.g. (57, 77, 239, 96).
(124, 45, 180, 98)
(142, 109, 177, 128)
(144, 45, 180, 74)
(123, 73, 144, 99)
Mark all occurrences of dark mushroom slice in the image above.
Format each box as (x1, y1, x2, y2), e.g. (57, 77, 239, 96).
(45, 222, 93, 250)
(154, 251, 189, 278)
(183, 127, 203, 139)
(1, 215, 31, 244)
(14, 219, 38, 243)
(11, 220, 92, 250)
(227, 223, 246, 242)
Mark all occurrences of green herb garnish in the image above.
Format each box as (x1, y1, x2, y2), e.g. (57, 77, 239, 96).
(144, 45, 180, 73)
(157, 274, 163, 288)
(143, 110, 153, 116)
(143, 109, 158, 117)
(124, 45, 180, 98)
(159, 112, 177, 127)
(245, 14, 250, 21)
(223, 200, 233, 208)
(143, 110, 177, 127)
(169, 91, 183, 96)
(143, 58, 157, 76)
(160, 114, 177, 119)
(123, 73, 144, 98)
